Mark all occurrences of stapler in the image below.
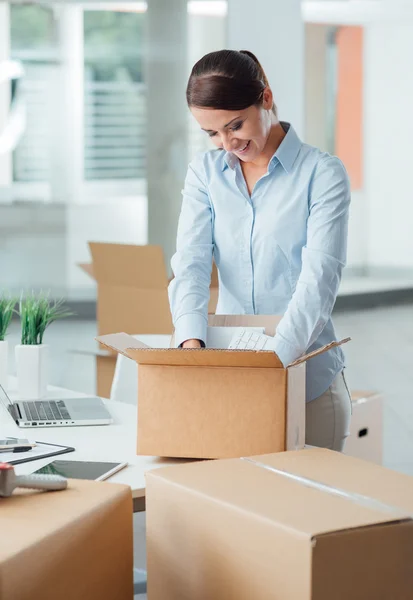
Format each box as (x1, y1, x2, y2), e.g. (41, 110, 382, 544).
(0, 463, 67, 497)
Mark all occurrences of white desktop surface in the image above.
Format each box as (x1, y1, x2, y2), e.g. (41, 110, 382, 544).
(1, 376, 187, 502)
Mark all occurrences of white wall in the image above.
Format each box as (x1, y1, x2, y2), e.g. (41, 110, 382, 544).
(145, 0, 188, 268)
(0, 204, 67, 292)
(305, 23, 329, 152)
(364, 23, 413, 268)
(188, 12, 227, 66)
(347, 189, 368, 270)
(66, 197, 147, 293)
(227, 0, 305, 137)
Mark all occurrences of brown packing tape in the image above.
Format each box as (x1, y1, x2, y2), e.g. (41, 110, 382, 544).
(240, 457, 410, 520)
(286, 337, 351, 368)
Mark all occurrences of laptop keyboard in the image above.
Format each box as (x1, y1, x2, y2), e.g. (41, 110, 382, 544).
(23, 400, 71, 422)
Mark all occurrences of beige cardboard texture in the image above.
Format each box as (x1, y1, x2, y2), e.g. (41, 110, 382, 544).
(97, 320, 348, 458)
(97, 329, 297, 458)
(78, 262, 94, 278)
(80, 243, 219, 395)
(89, 242, 172, 335)
(79, 242, 173, 396)
(0, 480, 133, 600)
(208, 262, 219, 313)
(138, 365, 288, 458)
(90, 242, 168, 289)
(345, 391, 383, 464)
(146, 448, 413, 600)
(96, 354, 117, 398)
(97, 316, 330, 458)
(286, 365, 306, 450)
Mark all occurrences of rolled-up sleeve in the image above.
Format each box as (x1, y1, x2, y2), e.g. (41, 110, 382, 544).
(273, 156, 351, 366)
(168, 154, 214, 348)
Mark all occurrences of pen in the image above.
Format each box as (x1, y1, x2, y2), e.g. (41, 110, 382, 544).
(0, 446, 32, 453)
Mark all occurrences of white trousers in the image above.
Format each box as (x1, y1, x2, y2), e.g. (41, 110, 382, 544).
(305, 371, 352, 452)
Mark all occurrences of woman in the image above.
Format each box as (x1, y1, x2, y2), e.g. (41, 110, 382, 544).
(168, 49, 352, 452)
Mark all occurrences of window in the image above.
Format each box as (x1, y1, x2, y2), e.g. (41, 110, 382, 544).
(83, 10, 145, 180)
(10, 4, 57, 184)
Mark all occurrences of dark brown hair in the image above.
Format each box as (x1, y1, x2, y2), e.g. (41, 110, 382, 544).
(186, 49, 276, 114)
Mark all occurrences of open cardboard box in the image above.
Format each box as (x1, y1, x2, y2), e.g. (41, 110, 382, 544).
(345, 390, 383, 464)
(145, 447, 413, 599)
(79, 241, 219, 397)
(97, 315, 349, 459)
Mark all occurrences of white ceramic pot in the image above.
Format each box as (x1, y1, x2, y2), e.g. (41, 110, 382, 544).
(15, 344, 49, 399)
(0, 340, 8, 390)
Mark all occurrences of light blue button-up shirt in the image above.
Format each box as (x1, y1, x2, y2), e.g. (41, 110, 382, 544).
(168, 122, 350, 401)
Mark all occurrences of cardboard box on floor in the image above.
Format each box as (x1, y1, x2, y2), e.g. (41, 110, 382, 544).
(146, 447, 413, 600)
(97, 315, 349, 459)
(79, 242, 219, 398)
(345, 390, 383, 464)
(0, 479, 133, 600)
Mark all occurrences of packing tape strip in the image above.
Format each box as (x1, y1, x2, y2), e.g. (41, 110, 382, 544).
(240, 457, 410, 519)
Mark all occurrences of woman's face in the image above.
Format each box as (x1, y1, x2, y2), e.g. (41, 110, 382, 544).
(190, 89, 274, 163)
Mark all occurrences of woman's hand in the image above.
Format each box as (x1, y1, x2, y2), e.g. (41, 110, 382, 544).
(182, 339, 202, 349)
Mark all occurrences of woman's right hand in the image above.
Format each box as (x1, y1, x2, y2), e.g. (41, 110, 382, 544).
(182, 339, 202, 349)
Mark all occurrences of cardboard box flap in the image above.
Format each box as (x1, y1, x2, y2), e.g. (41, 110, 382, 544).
(147, 449, 412, 539)
(78, 262, 95, 279)
(208, 314, 282, 336)
(96, 334, 283, 367)
(89, 242, 168, 288)
(286, 338, 351, 368)
(96, 333, 150, 358)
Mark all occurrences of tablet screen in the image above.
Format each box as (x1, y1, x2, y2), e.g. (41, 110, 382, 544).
(34, 460, 127, 481)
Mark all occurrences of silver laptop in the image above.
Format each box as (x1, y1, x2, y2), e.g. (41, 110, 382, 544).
(0, 384, 113, 428)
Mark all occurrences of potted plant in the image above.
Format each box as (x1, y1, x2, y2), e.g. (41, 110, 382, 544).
(0, 295, 16, 389)
(15, 293, 73, 399)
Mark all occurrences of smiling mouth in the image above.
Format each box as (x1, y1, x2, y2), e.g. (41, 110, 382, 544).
(236, 141, 250, 153)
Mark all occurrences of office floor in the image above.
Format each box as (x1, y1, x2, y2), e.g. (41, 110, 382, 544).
(6, 303, 413, 598)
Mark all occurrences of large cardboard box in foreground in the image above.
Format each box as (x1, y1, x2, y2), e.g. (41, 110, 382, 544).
(146, 448, 413, 600)
(79, 242, 219, 397)
(0, 479, 133, 600)
(345, 390, 383, 464)
(98, 316, 348, 459)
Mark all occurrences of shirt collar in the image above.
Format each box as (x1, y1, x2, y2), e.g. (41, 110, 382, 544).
(221, 122, 301, 173)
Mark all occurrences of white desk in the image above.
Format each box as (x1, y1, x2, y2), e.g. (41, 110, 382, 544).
(2, 377, 187, 511)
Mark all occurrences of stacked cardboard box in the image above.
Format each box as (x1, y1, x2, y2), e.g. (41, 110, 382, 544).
(0, 479, 133, 600)
(146, 448, 413, 599)
(79, 241, 219, 397)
